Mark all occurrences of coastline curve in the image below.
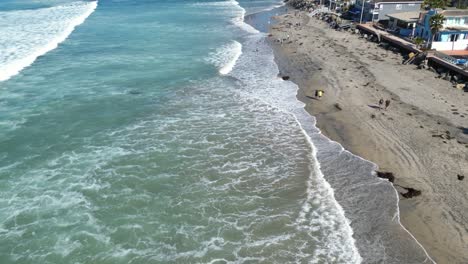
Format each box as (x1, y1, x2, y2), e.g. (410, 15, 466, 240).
(240, 5, 437, 264)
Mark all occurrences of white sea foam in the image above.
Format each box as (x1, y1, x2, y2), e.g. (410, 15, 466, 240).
(228, 36, 362, 262)
(191, 0, 259, 34)
(0, 1, 98, 82)
(207, 41, 243, 75)
(230, 0, 260, 34)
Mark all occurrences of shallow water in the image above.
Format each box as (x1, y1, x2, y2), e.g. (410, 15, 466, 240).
(0, 0, 431, 263)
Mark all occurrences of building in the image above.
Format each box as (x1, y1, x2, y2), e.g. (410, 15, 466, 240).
(416, 9, 468, 51)
(354, 0, 422, 23)
(386, 11, 420, 37)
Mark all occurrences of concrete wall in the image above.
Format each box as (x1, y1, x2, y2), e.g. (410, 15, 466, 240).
(432, 39, 468, 50)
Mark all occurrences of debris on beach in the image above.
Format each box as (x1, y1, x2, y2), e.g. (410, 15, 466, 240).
(457, 174, 464, 181)
(401, 187, 422, 198)
(377, 171, 395, 183)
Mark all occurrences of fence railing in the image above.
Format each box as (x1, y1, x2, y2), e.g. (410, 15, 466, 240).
(433, 51, 468, 69)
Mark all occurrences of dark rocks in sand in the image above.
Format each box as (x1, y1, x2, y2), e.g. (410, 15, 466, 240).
(458, 174, 465, 180)
(432, 133, 455, 140)
(401, 187, 422, 198)
(371, 114, 376, 118)
(334, 103, 342, 111)
(282, 76, 290, 81)
(377, 171, 395, 183)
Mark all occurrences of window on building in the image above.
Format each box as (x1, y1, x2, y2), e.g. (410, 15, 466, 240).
(450, 34, 459, 42)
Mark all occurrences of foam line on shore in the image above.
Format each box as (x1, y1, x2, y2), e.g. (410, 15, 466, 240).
(227, 10, 363, 260)
(293, 114, 362, 263)
(230, 0, 260, 34)
(0, 1, 98, 82)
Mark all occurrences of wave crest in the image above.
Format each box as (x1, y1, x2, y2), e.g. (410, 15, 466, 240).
(0, 1, 98, 82)
(206, 41, 242, 75)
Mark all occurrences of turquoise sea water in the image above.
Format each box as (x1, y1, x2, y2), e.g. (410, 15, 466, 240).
(0, 0, 433, 263)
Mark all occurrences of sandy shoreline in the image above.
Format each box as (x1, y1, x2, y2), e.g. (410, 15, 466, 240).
(268, 10, 468, 264)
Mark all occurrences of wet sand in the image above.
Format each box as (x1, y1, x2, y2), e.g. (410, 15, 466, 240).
(269, 11, 468, 264)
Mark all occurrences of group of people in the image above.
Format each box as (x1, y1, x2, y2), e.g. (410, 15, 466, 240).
(378, 98, 391, 110)
(313, 91, 391, 112)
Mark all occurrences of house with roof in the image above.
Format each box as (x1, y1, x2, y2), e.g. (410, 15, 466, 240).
(415, 9, 468, 50)
(386, 11, 420, 36)
(354, 0, 423, 23)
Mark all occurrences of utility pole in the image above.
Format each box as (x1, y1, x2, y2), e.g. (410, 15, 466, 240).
(359, 0, 366, 24)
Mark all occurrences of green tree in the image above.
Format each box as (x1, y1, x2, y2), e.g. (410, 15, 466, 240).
(414, 37, 425, 49)
(429, 13, 445, 48)
(423, 0, 448, 9)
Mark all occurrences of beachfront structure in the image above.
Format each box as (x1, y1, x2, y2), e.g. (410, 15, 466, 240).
(386, 11, 419, 36)
(415, 9, 468, 51)
(354, 0, 422, 23)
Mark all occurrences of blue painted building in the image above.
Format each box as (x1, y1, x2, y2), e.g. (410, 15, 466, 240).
(415, 9, 468, 50)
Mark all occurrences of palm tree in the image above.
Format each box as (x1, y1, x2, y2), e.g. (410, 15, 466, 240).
(414, 37, 424, 49)
(423, 0, 448, 9)
(429, 14, 445, 49)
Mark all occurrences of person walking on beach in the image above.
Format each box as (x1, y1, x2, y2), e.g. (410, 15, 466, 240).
(385, 99, 391, 110)
(378, 98, 384, 110)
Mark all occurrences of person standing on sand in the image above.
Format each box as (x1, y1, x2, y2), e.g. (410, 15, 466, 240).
(385, 99, 391, 110)
(379, 98, 384, 110)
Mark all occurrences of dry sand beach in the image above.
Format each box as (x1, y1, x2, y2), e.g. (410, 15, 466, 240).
(269, 10, 468, 264)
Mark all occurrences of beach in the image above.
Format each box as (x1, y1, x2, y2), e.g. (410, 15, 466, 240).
(269, 10, 468, 263)
(1, 0, 466, 262)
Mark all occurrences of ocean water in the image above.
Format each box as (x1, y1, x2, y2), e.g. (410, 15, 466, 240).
(0, 0, 432, 263)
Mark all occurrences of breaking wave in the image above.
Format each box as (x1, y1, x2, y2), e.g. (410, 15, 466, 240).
(0, 1, 98, 82)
